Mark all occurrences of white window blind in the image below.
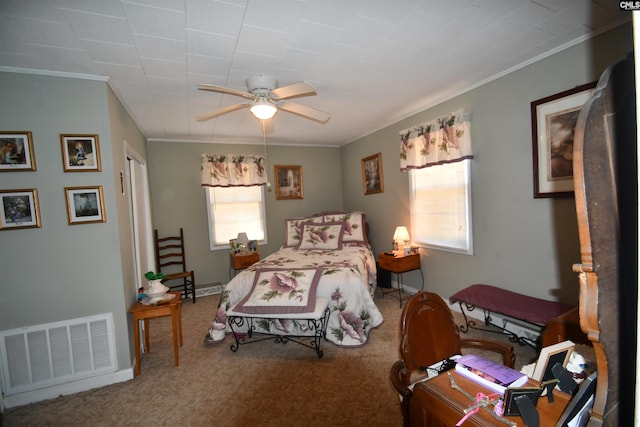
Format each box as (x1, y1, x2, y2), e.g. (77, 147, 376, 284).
(409, 160, 473, 254)
(205, 186, 267, 250)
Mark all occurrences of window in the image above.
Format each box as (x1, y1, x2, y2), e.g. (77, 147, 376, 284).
(205, 186, 267, 250)
(409, 159, 473, 254)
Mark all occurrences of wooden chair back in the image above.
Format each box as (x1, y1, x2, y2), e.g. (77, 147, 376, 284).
(154, 228, 196, 303)
(155, 228, 188, 272)
(399, 291, 462, 373)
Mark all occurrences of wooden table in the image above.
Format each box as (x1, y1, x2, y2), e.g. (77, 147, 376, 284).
(230, 251, 260, 277)
(129, 291, 183, 376)
(410, 371, 571, 426)
(378, 252, 423, 307)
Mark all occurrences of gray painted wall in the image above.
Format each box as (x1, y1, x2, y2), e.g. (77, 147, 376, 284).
(147, 142, 343, 287)
(340, 23, 634, 305)
(0, 72, 146, 373)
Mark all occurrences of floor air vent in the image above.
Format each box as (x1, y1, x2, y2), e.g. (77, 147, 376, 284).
(0, 313, 116, 396)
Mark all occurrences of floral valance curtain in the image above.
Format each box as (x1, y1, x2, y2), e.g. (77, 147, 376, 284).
(399, 109, 473, 171)
(201, 154, 267, 187)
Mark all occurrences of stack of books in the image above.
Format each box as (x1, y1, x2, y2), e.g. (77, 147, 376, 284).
(455, 354, 528, 395)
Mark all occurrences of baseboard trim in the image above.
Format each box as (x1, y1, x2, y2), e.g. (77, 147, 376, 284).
(2, 369, 133, 410)
(196, 283, 223, 297)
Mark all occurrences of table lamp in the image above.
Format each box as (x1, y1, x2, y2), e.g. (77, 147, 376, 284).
(393, 226, 411, 255)
(236, 232, 249, 253)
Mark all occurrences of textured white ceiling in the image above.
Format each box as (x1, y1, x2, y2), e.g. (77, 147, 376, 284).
(0, 0, 630, 146)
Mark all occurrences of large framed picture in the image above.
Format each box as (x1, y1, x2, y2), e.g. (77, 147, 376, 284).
(0, 189, 41, 230)
(0, 131, 36, 171)
(361, 152, 384, 195)
(274, 165, 303, 200)
(60, 134, 102, 172)
(531, 82, 596, 198)
(65, 186, 106, 225)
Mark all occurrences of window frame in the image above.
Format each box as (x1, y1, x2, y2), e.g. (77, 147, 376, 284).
(409, 159, 474, 255)
(204, 185, 268, 251)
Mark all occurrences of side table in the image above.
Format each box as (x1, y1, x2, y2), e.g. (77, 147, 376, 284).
(378, 252, 424, 307)
(129, 291, 183, 376)
(230, 251, 260, 278)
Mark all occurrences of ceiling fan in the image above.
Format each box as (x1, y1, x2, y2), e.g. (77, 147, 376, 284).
(196, 74, 330, 123)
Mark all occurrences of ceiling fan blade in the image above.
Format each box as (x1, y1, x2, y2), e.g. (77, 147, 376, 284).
(196, 103, 250, 121)
(271, 81, 317, 100)
(198, 84, 254, 99)
(278, 101, 330, 123)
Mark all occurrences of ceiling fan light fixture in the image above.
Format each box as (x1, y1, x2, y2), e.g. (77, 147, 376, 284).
(250, 98, 277, 120)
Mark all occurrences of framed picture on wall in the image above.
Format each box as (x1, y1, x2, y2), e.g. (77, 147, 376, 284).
(60, 134, 102, 172)
(0, 189, 41, 230)
(65, 186, 106, 225)
(0, 131, 36, 171)
(361, 152, 384, 195)
(531, 82, 596, 198)
(274, 165, 303, 200)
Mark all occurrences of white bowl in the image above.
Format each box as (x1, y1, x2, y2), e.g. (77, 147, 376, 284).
(145, 291, 168, 298)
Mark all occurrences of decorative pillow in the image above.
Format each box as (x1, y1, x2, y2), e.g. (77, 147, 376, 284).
(323, 211, 367, 244)
(297, 222, 345, 250)
(283, 215, 323, 247)
(232, 267, 323, 314)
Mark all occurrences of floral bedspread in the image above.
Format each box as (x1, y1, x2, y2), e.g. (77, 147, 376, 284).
(206, 245, 384, 347)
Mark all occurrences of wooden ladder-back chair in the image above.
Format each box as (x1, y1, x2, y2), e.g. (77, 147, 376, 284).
(389, 291, 515, 426)
(154, 228, 196, 303)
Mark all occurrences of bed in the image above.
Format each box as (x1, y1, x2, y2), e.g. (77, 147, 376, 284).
(204, 211, 384, 348)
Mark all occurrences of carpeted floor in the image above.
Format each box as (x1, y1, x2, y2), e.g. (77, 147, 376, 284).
(1, 291, 538, 427)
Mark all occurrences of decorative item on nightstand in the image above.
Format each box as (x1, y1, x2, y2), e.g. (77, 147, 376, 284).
(393, 226, 411, 255)
(236, 232, 249, 254)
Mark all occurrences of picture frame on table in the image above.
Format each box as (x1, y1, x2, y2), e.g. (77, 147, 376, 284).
(60, 134, 102, 172)
(0, 131, 36, 171)
(65, 186, 106, 225)
(274, 165, 303, 200)
(361, 152, 384, 195)
(531, 340, 575, 382)
(0, 189, 41, 230)
(531, 82, 596, 198)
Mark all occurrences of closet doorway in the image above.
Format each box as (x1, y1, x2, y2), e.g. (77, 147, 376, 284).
(126, 143, 154, 294)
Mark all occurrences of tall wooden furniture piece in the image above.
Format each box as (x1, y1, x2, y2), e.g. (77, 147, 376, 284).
(572, 55, 637, 425)
(154, 228, 196, 303)
(129, 291, 183, 376)
(389, 292, 515, 426)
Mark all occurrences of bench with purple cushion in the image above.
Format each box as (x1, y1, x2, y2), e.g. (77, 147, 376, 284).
(449, 284, 574, 348)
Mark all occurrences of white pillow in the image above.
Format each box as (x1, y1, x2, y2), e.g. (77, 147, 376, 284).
(323, 211, 367, 244)
(297, 222, 345, 250)
(283, 215, 323, 247)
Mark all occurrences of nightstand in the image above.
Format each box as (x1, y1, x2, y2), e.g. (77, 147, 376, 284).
(378, 252, 424, 307)
(230, 252, 260, 278)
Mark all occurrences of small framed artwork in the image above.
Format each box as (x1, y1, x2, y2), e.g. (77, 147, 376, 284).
(531, 340, 575, 382)
(274, 165, 303, 200)
(0, 131, 36, 171)
(65, 186, 106, 225)
(503, 387, 542, 416)
(60, 134, 102, 172)
(531, 82, 596, 198)
(361, 152, 384, 195)
(0, 189, 41, 230)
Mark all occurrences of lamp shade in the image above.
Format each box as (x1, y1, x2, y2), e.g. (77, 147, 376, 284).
(236, 232, 249, 246)
(393, 226, 410, 242)
(250, 97, 277, 119)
